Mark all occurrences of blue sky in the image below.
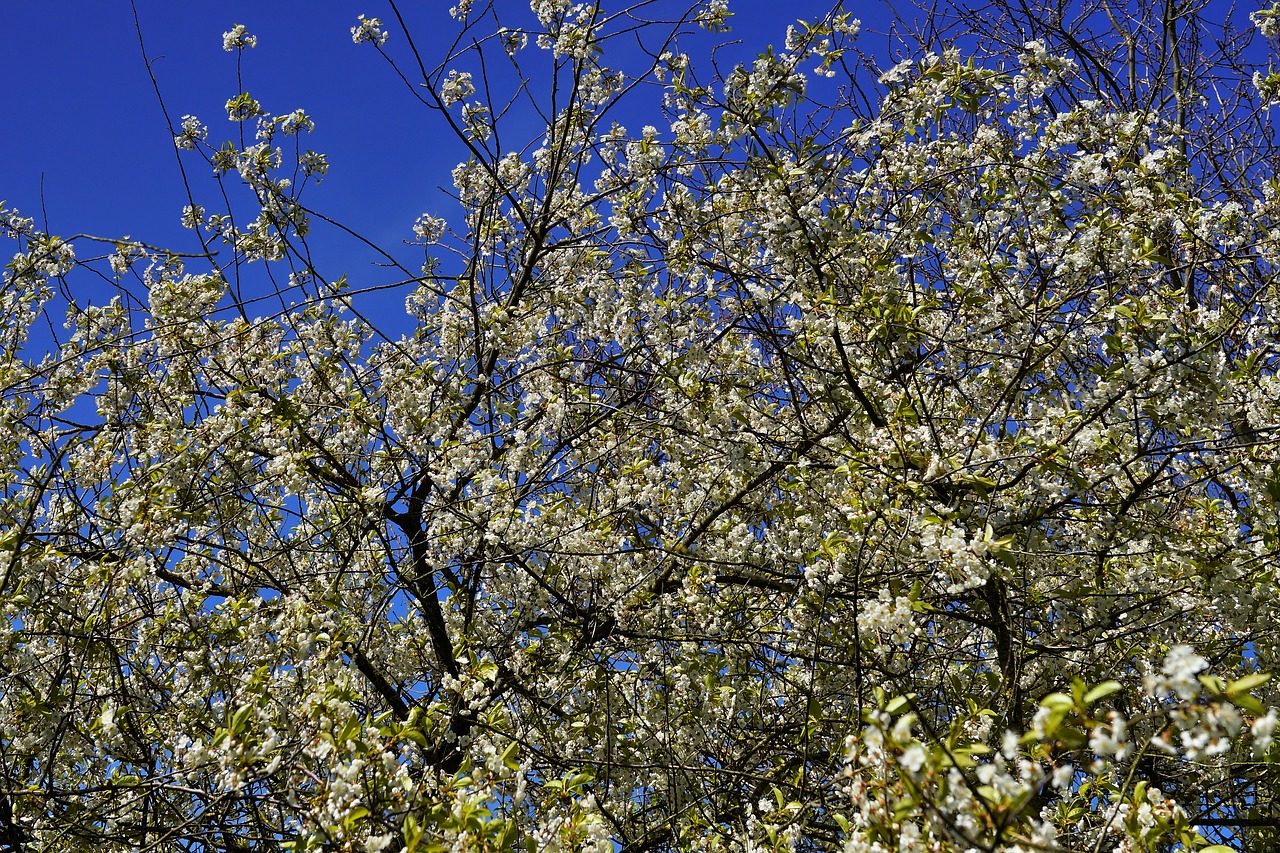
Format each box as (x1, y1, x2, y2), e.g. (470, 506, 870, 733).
(1, 1, 895, 312)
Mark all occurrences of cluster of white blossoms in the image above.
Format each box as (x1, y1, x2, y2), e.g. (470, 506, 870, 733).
(1144, 644, 1210, 701)
(855, 589, 917, 650)
(1253, 709, 1280, 753)
(11, 233, 74, 278)
(917, 520, 992, 592)
(841, 706, 1058, 850)
(0, 202, 34, 238)
(439, 69, 475, 107)
(222, 22, 257, 51)
(173, 114, 207, 150)
(298, 148, 329, 178)
(350, 14, 388, 46)
(180, 203, 204, 229)
(1102, 786, 1189, 849)
(1253, 2, 1280, 38)
(107, 239, 143, 277)
(624, 125, 665, 176)
(1087, 711, 1133, 760)
(530, 0, 572, 28)
(498, 27, 528, 57)
(411, 213, 447, 243)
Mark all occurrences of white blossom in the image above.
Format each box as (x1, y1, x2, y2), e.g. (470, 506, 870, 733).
(351, 14, 388, 46)
(222, 23, 257, 51)
(440, 70, 476, 107)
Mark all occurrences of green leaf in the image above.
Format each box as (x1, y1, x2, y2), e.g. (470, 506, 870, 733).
(1227, 672, 1271, 697)
(1040, 692, 1075, 711)
(1083, 681, 1123, 706)
(1199, 674, 1227, 697)
(403, 814, 423, 853)
(230, 704, 253, 736)
(501, 740, 520, 771)
(496, 819, 518, 851)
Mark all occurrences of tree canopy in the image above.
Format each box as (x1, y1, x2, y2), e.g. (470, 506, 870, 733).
(4, 1, 1280, 850)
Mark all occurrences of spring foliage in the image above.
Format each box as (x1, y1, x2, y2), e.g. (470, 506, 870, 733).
(4, 1, 1280, 850)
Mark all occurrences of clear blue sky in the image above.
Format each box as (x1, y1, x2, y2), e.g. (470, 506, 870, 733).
(1, 1, 894, 308)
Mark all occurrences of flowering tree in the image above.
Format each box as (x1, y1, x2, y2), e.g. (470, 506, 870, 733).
(4, 1, 1280, 850)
